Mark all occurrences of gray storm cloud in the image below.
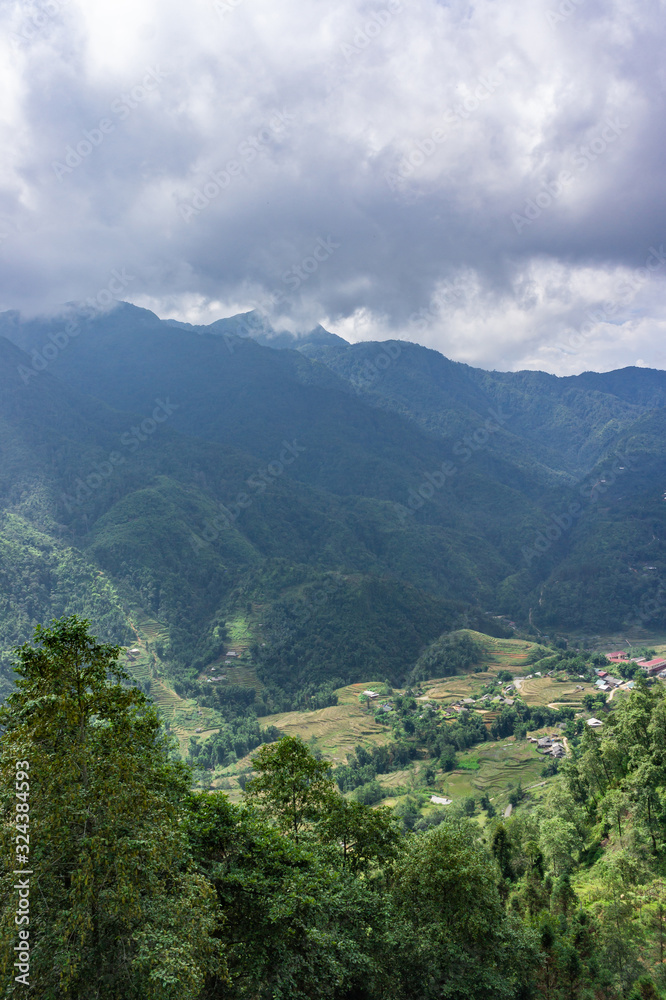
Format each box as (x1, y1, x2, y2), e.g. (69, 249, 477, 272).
(1, 0, 665, 374)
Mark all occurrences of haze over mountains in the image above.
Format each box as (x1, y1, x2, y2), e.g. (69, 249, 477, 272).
(1, 301, 666, 701)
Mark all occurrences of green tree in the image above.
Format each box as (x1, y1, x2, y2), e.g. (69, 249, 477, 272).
(186, 791, 396, 1000)
(0, 616, 223, 999)
(317, 797, 402, 872)
(491, 823, 514, 881)
(245, 735, 335, 843)
(389, 821, 537, 999)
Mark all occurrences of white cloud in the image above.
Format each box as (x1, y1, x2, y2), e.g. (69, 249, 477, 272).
(1, 0, 665, 373)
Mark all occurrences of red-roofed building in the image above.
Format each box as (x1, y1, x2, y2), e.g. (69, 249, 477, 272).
(607, 651, 629, 662)
(642, 659, 666, 675)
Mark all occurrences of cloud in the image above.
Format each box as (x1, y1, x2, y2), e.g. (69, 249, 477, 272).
(1, 0, 665, 373)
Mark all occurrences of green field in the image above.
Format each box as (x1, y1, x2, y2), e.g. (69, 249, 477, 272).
(225, 615, 254, 650)
(440, 741, 547, 802)
(259, 682, 392, 764)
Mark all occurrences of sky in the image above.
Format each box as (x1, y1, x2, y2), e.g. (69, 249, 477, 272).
(1, 0, 665, 375)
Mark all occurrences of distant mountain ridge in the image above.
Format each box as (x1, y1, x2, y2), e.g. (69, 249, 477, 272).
(1, 301, 666, 701)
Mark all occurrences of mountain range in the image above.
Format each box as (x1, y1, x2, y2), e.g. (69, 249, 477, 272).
(1, 301, 665, 703)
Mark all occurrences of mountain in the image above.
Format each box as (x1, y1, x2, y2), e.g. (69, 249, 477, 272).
(2, 301, 666, 707)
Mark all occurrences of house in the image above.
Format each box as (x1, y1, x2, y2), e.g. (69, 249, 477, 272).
(226, 651, 238, 657)
(596, 670, 608, 678)
(363, 690, 379, 699)
(642, 658, 666, 675)
(587, 718, 603, 727)
(605, 676, 623, 687)
(537, 736, 553, 749)
(595, 679, 610, 691)
(430, 795, 452, 805)
(549, 742, 566, 758)
(607, 651, 629, 662)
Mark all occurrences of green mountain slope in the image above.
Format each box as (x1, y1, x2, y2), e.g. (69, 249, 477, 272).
(2, 303, 666, 703)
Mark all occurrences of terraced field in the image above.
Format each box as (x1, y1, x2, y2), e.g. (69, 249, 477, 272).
(225, 615, 254, 652)
(122, 646, 153, 686)
(519, 676, 597, 707)
(146, 677, 222, 751)
(203, 658, 264, 694)
(436, 740, 546, 804)
(258, 682, 392, 763)
(464, 631, 542, 671)
(131, 609, 170, 644)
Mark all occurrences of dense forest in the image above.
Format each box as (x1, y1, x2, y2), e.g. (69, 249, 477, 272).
(3, 617, 666, 999)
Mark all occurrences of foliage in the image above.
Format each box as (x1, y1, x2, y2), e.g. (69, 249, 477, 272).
(0, 616, 223, 999)
(410, 631, 486, 683)
(245, 735, 335, 843)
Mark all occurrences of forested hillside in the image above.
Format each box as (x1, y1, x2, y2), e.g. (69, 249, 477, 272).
(2, 302, 666, 708)
(2, 617, 666, 999)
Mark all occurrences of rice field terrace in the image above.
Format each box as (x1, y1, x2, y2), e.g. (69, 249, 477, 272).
(225, 615, 254, 651)
(518, 676, 597, 707)
(464, 631, 542, 671)
(258, 686, 392, 764)
(432, 740, 549, 805)
(130, 609, 170, 645)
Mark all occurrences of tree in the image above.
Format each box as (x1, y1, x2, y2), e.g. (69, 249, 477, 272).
(245, 735, 335, 843)
(539, 815, 582, 876)
(186, 791, 397, 1000)
(491, 823, 514, 881)
(0, 616, 223, 999)
(389, 821, 537, 999)
(317, 797, 402, 872)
